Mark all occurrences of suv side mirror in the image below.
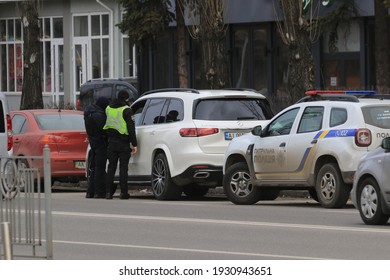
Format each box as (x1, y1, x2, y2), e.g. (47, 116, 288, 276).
(381, 137, 390, 150)
(251, 125, 262, 136)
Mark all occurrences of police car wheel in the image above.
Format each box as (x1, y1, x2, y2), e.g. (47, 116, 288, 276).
(223, 162, 261, 205)
(315, 163, 350, 208)
(357, 177, 389, 225)
(151, 153, 182, 200)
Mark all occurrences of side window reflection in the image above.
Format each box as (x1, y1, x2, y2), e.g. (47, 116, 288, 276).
(265, 108, 299, 137)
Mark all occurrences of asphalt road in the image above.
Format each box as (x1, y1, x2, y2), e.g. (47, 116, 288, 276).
(33, 187, 390, 260)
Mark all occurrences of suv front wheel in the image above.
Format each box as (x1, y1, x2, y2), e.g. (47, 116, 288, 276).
(315, 163, 351, 208)
(356, 177, 389, 225)
(223, 162, 261, 205)
(152, 153, 182, 200)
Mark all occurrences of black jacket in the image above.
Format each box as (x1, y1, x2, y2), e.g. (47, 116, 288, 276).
(84, 103, 107, 148)
(104, 99, 138, 147)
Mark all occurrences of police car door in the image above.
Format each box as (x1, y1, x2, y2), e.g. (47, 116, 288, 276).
(252, 107, 300, 182)
(287, 106, 324, 182)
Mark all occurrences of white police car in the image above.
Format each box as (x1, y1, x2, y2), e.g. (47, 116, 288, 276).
(223, 90, 390, 208)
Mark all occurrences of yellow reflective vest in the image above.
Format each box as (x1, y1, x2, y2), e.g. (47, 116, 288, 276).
(103, 105, 129, 135)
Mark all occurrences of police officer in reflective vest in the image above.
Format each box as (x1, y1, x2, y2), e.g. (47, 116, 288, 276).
(103, 90, 138, 199)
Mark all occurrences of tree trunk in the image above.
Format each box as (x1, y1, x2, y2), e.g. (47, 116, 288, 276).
(20, 0, 43, 109)
(176, 0, 188, 88)
(284, 2, 315, 103)
(198, 0, 229, 89)
(375, 0, 390, 93)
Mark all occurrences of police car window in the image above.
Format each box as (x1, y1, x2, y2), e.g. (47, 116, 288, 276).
(298, 106, 324, 133)
(266, 108, 299, 136)
(330, 108, 347, 127)
(142, 98, 167, 125)
(362, 106, 390, 129)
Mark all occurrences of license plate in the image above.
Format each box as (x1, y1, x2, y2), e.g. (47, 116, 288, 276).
(74, 161, 86, 169)
(225, 132, 247, 140)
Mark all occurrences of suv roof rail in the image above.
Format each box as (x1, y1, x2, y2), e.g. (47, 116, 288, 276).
(224, 88, 261, 94)
(359, 94, 390, 100)
(296, 94, 360, 103)
(141, 88, 200, 96)
(86, 78, 125, 82)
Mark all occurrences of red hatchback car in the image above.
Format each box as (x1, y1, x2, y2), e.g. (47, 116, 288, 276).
(11, 109, 88, 184)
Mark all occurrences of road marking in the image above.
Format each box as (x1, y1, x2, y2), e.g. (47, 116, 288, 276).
(53, 211, 390, 234)
(53, 239, 327, 260)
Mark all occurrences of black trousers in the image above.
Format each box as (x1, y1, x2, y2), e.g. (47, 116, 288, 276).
(105, 139, 131, 195)
(87, 143, 107, 196)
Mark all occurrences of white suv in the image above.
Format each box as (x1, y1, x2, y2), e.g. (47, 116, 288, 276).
(86, 88, 273, 200)
(223, 91, 390, 208)
(351, 137, 390, 225)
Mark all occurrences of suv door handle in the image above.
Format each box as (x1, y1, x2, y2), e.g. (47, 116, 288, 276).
(279, 142, 286, 147)
(311, 139, 318, 144)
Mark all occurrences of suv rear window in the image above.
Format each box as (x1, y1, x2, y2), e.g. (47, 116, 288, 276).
(362, 106, 390, 129)
(193, 98, 273, 120)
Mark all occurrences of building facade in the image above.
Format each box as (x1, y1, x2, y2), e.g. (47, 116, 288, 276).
(0, 0, 377, 111)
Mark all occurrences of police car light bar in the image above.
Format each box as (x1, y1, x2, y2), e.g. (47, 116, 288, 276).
(305, 90, 376, 95)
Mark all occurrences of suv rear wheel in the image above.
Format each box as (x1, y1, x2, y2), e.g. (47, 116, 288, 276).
(152, 153, 182, 200)
(357, 177, 389, 225)
(223, 162, 261, 205)
(315, 163, 351, 208)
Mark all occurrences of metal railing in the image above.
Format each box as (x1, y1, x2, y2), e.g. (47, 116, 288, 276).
(0, 145, 52, 259)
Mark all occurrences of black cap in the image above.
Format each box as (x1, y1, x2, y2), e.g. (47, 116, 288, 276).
(118, 90, 130, 101)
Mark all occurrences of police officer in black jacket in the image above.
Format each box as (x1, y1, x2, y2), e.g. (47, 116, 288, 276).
(103, 90, 138, 199)
(84, 96, 110, 198)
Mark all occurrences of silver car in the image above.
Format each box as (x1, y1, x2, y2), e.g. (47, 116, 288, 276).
(351, 137, 390, 225)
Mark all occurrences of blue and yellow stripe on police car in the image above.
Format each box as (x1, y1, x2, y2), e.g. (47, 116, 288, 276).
(254, 128, 357, 179)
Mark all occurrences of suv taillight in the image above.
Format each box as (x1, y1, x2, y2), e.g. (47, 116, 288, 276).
(6, 114, 13, 151)
(179, 128, 219, 137)
(355, 128, 371, 147)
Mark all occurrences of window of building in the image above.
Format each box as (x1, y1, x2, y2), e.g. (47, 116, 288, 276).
(123, 37, 137, 78)
(39, 17, 64, 98)
(121, 12, 137, 79)
(232, 26, 268, 90)
(322, 21, 361, 89)
(74, 14, 110, 81)
(154, 31, 178, 89)
(0, 18, 23, 93)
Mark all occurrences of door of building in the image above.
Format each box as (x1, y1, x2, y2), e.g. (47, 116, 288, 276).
(73, 38, 89, 92)
(52, 40, 64, 105)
